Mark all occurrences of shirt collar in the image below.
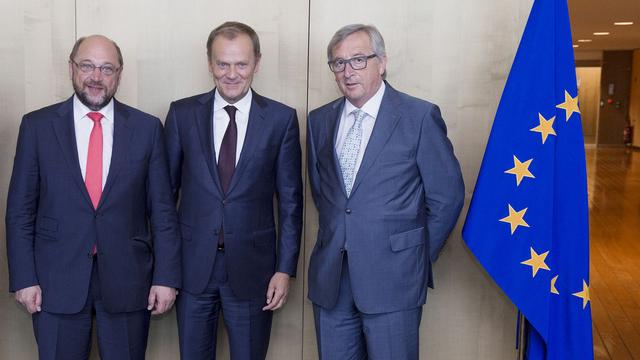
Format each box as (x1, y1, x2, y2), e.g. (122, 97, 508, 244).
(213, 88, 253, 116)
(344, 81, 386, 119)
(73, 94, 115, 122)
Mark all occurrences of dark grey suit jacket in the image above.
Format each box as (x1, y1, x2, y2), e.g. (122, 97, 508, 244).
(307, 83, 464, 313)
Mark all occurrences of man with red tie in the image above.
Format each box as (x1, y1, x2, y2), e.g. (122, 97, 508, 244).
(6, 35, 181, 359)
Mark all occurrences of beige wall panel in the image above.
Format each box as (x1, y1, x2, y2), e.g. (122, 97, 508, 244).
(1, 0, 548, 359)
(75, 0, 309, 124)
(75, 1, 309, 359)
(0, 0, 76, 359)
(0, 1, 308, 360)
(305, 0, 532, 359)
(576, 67, 602, 144)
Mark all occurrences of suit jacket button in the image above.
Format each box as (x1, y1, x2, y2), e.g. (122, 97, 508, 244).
(345, 209, 351, 214)
(222, 199, 227, 205)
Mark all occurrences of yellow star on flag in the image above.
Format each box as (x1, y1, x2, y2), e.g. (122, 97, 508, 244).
(572, 280, 590, 309)
(521, 247, 550, 277)
(550, 275, 560, 295)
(530, 113, 557, 144)
(504, 155, 535, 186)
(499, 204, 530, 235)
(556, 90, 580, 122)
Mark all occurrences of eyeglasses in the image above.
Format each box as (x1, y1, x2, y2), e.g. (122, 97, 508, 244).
(71, 60, 120, 76)
(327, 54, 377, 73)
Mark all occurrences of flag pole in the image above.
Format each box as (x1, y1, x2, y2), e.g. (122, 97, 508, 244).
(516, 312, 526, 360)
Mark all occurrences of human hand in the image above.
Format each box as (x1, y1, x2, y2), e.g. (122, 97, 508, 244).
(147, 285, 177, 315)
(262, 272, 290, 311)
(15, 285, 42, 314)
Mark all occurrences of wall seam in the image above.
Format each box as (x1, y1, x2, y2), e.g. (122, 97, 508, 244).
(74, 0, 77, 40)
(301, 0, 312, 358)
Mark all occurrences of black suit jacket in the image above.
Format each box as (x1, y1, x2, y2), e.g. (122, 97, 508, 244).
(164, 89, 303, 299)
(6, 97, 181, 313)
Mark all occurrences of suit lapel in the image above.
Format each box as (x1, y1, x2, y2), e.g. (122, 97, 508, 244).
(350, 84, 402, 196)
(326, 99, 348, 197)
(225, 91, 268, 194)
(52, 97, 94, 208)
(99, 100, 133, 209)
(194, 91, 223, 194)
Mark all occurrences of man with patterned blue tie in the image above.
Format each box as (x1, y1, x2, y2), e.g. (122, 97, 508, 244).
(164, 22, 303, 359)
(6, 35, 181, 359)
(307, 24, 465, 359)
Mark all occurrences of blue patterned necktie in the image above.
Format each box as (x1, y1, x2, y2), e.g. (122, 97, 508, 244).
(339, 109, 366, 197)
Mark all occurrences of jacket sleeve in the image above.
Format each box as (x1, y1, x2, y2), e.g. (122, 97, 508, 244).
(6, 116, 40, 292)
(306, 113, 322, 208)
(274, 110, 303, 276)
(416, 105, 465, 262)
(163, 103, 183, 204)
(147, 118, 181, 288)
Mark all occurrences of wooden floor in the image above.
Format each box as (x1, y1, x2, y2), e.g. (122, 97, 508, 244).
(587, 147, 640, 360)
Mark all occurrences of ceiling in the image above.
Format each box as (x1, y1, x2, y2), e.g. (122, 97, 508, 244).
(568, 0, 640, 51)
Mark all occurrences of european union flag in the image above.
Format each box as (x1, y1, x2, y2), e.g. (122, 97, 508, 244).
(462, 0, 593, 358)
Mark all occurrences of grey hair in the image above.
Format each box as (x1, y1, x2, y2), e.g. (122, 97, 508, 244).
(327, 24, 386, 61)
(327, 24, 386, 78)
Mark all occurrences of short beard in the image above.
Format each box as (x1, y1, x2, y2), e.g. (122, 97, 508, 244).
(73, 81, 113, 111)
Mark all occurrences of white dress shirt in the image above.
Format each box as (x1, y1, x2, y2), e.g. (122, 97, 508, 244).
(213, 89, 252, 165)
(335, 82, 386, 174)
(73, 95, 114, 189)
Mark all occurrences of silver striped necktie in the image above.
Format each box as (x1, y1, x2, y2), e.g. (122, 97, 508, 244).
(339, 109, 366, 197)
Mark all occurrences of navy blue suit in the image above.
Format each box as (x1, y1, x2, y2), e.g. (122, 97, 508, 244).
(164, 89, 302, 359)
(307, 83, 464, 358)
(6, 97, 181, 359)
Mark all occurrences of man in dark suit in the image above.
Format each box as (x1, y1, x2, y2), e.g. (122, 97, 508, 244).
(6, 35, 181, 359)
(307, 24, 465, 359)
(164, 22, 302, 359)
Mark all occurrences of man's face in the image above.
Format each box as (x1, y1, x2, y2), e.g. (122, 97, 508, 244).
(69, 36, 122, 111)
(331, 31, 386, 108)
(209, 34, 260, 103)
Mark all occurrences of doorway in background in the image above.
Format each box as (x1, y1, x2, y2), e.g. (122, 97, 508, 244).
(577, 67, 601, 145)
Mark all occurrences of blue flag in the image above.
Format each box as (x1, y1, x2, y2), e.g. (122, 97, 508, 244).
(462, 0, 593, 358)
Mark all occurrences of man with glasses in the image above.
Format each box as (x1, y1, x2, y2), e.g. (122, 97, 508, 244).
(307, 24, 464, 359)
(164, 22, 302, 359)
(6, 35, 181, 359)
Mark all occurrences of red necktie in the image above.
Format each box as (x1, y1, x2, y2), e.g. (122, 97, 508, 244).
(86, 112, 103, 255)
(86, 112, 103, 209)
